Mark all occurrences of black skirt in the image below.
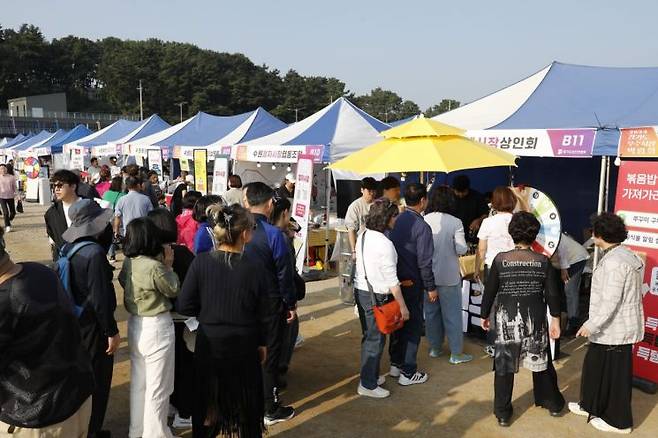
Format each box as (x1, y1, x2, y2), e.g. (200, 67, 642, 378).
(193, 327, 265, 438)
(580, 342, 634, 430)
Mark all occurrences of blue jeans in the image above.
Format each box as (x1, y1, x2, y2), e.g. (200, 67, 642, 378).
(424, 284, 464, 355)
(565, 261, 586, 320)
(389, 285, 423, 377)
(355, 289, 386, 390)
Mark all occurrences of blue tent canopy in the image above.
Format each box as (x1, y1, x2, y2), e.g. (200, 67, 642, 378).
(44, 125, 93, 154)
(245, 98, 389, 163)
(492, 62, 658, 156)
(2, 133, 30, 149)
(9, 130, 56, 151)
(78, 120, 143, 148)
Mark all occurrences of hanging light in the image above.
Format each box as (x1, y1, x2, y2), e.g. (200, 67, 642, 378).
(400, 172, 407, 182)
(272, 164, 277, 170)
(286, 165, 292, 172)
(614, 156, 621, 166)
(256, 162, 261, 168)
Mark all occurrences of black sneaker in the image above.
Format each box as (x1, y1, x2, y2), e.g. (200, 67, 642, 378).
(264, 405, 295, 426)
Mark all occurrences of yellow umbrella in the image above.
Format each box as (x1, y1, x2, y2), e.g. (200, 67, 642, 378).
(328, 135, 517, 173)
(381, 117, 465, 138)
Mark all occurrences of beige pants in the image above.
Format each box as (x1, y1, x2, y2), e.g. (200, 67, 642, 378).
(0, 396, 91, 438)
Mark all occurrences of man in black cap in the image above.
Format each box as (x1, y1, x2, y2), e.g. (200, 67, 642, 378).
(61, 199, 119, 438)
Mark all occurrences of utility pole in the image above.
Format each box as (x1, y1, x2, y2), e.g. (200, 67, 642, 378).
(175, 102, 188, 123)
(137, 80, 144, 120)
(291, 107, 303, 123)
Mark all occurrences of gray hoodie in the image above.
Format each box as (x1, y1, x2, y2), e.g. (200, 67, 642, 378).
(583, 245, 645, 345)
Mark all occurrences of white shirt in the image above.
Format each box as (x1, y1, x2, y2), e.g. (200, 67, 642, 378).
(62, 197, 81, 227)
(110, 165, 121, 178)
(354, 230, 399, 294)
(477, 212, 514, 266)
(554, 233, 590, 269)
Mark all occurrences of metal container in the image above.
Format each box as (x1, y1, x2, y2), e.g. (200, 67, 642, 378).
(336, 227, 355, 305)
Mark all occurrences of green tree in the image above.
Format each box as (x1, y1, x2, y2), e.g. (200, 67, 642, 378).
(355, 88, 420, 123)
(424, 99, 460, 118)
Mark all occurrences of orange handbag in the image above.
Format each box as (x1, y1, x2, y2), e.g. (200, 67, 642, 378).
(361, 232, 404, 334)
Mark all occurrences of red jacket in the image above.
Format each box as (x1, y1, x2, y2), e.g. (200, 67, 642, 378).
(176, 209, 199, 252)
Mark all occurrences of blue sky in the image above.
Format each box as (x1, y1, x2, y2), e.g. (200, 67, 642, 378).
(4, 1, 658, 109)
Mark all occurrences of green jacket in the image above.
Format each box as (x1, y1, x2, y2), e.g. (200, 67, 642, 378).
(119, 255, 179, 316)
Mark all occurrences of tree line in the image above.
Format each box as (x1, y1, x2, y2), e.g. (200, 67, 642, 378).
(0, 24, 460, 124)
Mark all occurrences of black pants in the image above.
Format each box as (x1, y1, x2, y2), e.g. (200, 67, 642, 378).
(278, 316, 299, 376)
(79, 318, 114, 437)
(171, 321, 195, 419)
(580, 343, 634, 429)
(494, 356, 564, 419)
(262, 297, 287, 413)
(389, 285, 423, 377)
(0, 198, 15, 227)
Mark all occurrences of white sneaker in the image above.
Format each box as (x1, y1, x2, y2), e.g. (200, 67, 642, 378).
(568, 402, 589, 417)
(4, 226, 10, 233)
(398, 371, 428, 386)
(389, 365, 401, 377)
(377, 375, 386, 386)
(590, 417, 632, 434)
(357, 384, 390, 398)
(172, 413, 192, 429)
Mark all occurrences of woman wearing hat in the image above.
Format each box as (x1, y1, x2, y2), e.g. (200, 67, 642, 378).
(61, 199, 119, 438)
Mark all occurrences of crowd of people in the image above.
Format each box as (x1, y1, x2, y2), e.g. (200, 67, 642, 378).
(345, 176, 645, 434)
(0, 161, 647, 437)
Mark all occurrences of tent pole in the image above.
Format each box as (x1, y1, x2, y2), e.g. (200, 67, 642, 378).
(604, 155, 611, 211)
(324, 167, 331, 271)
(593, 156, 608, 268)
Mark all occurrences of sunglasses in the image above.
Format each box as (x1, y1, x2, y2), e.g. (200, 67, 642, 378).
(52, 183, 67, 189)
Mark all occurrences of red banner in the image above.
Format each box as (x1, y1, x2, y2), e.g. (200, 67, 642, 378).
(615, 161, 658, 383)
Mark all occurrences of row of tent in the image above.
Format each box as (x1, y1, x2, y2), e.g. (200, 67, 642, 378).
(3, 61, 658, 161)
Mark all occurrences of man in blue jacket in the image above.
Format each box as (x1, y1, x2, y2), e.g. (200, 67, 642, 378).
(243, 182, 297, 425)
(388, 183, 436, 386)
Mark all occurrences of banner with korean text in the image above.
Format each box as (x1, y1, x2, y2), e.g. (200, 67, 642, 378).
(291, 155, 314, 273)
(467, 128, 596, 157)
(147, 149, 163, 176)
(619, 127, 658, 157)
(211, 156, 229, 196)
(615, 160, 658, 384)
(193, 149, 208, 195)
(232, 144, 325, 163)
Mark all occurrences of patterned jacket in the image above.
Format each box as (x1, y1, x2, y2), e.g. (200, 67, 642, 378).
(583, 245, 644, 345)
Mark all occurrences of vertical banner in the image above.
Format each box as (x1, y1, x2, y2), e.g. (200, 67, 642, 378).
(211, 156, 229, 196)
(147, 149, 163, 175)
(69, 146, 85, 171)
(614, 161, 658, 384)
(193, 149, 208, 195)
(291, 155, 314, 273)
(619, 127, 658, 157)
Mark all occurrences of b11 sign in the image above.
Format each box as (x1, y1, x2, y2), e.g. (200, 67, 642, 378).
(467, 128, 596, 157)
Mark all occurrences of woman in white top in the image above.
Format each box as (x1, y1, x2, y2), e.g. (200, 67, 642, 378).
(354, 198, 409, 399)
(475, 186, 518, 356)
(0, 164, 17, 232)
(424, 187, 472, 364)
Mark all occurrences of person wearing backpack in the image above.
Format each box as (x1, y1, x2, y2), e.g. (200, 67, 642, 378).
(60, 199, 119, 438)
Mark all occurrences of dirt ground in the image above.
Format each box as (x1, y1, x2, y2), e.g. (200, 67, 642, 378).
(6, 203, 658, 438)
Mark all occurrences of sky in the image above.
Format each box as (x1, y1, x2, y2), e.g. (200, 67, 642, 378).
(4, 0, 658, 110)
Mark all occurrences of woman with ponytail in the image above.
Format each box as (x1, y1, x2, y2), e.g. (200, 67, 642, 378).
(177, 204, 272, 438)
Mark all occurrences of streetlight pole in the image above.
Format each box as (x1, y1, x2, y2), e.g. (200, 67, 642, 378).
(137, 80, 144, 120)
(175, 102, 188, 123)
